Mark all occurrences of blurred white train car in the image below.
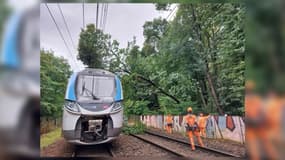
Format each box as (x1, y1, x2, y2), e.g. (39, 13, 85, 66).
(0, 5, 39, 158)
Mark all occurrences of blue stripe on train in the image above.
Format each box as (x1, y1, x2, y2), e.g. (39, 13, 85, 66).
(1, 12, 22, 68)
(65, 72, 78, 101)
(115, 76, 123, 101)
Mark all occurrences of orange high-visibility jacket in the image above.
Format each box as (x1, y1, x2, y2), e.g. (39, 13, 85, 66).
(166, 115, 173, 124)
(266, 97, 282, 130)
(185, 114, 197, 126)
(245, 94, 262, 119)
(198, 116, 209, 128)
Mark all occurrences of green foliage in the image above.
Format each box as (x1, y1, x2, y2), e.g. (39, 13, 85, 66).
(122, 122, 146, 135)
(124, 100, 159, 115)
(142, 18, 168, 56)
(78, 24, 114, 69)
(42, 4, 245, 117)
(246, 1, 285, 95)
(40, 4, 245, 125)
(40, 49, 71, 118)
(118, 4, 245, 116)
(158, 97, 198, 115)
(0, 0, 10, 45)
(155, 3, 171, 11)
(40, 128, 61, 149)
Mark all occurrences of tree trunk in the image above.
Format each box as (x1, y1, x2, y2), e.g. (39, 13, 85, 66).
(190, 4, 224, 115)
(206, 71, 224, 115)
(199, 79, 208, 104)
(196, 78, 207, 109)
(198, 88, 207, 109)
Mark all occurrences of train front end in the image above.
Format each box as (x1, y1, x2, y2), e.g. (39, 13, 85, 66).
(62, 69, 123, 145)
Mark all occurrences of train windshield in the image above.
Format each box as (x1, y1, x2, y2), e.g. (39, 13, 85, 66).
(76, 75, 115, 101)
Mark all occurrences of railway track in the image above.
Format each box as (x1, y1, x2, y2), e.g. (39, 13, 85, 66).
(72, 143, 115, 157)
(130, 131, 243, 160)
(145, 130, 242, 158)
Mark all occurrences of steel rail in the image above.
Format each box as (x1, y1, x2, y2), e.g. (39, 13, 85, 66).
(145, 130, 242, 158)
(130, 133, 184, 157)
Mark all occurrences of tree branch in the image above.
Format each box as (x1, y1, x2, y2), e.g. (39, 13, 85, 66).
(120, 68, 180, 104)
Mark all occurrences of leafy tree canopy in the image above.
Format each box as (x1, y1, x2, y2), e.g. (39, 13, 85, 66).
(40, 49, 72, 118)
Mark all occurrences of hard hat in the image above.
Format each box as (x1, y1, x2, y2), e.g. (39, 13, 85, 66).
(187, 107, 192, 112)
(245, 80, 255, 90)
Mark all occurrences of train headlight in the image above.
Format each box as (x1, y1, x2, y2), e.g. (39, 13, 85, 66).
(111, 102, 122, 113)
(64, 101, 80, 113)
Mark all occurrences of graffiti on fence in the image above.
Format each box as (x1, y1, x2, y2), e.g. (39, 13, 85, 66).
(140, 115, 245, 143)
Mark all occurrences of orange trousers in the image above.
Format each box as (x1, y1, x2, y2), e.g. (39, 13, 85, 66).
(166, 124, 172, 134)
(188, 131, 204, 150)
(246, 128, 277, 160)
(200, 127, 206, 137)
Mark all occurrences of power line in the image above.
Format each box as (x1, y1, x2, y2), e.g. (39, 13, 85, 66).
(166, 5, 177, 21)
(100, 3, 105, 29)
(168, 7, 177, 20)
(99, 3, 102, 29)
(96, 2, 99, 29)
(102, 3, 107, 31)
(82, 0, 85, 28)
(105, 4, 109, 31)
(102, 4, 106, 30)
(103, 3, 108, 31)
(45, 3, 79, 69)
(57, 4, 76, 50)
(57, 3, 80, 69)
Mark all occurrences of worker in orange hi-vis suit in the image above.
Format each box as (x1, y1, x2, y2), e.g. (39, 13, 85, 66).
(198, 113, 209, 137)
(245, 80, 277, 160)
(245, 80, 263, 160)
(263, 90, 281, 159)
(266, 91, 283, 140)
(166, 114, 173, 134)
(184, 107, 204, 151)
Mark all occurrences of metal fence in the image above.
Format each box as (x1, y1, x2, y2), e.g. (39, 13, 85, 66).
(40, 117, 62, 134)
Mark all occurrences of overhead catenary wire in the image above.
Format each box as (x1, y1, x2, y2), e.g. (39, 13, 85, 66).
(82, 0, 85, 28)
(102, 3, 108, 32)
(45, 3, 79, 69)
(96, 2, 99, 29)
(57, 4, 76, 50)
(100, 3, 105, 30)
(101, 3, 107, 31)
(166, 5, 177, 21)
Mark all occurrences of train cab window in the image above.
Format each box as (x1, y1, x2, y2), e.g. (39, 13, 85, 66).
(76, 75, 115, 101)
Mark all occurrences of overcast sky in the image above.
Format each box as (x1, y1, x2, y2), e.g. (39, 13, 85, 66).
(40, 3, 176, 71)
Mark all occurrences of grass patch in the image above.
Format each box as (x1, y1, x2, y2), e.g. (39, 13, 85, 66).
(40, 128, 62, 149)
(122, 121, 146, 135)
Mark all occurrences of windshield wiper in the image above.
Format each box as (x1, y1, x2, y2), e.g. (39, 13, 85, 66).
(82, 83, 100, 100)
(85, 87, 100, 100)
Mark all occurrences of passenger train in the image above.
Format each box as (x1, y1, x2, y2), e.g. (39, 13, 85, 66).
(62, 68, 123, 145)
